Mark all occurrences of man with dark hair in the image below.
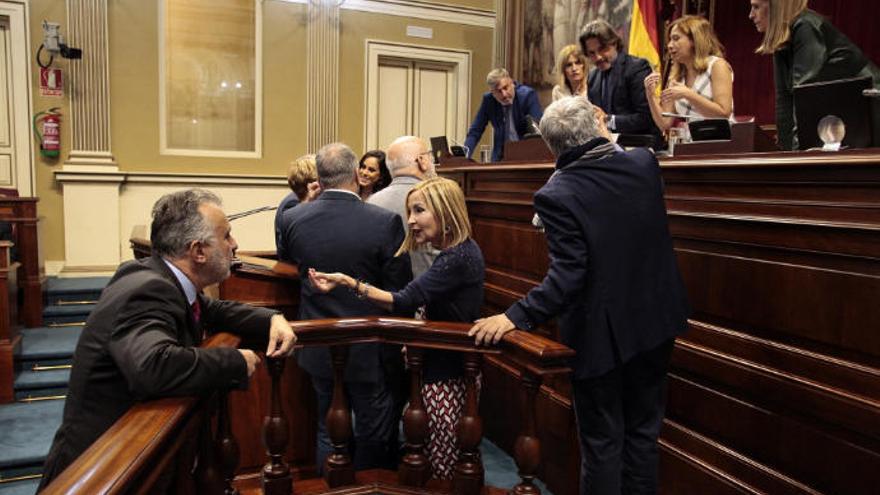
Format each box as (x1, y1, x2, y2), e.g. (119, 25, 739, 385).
(464, 68, 544, 162)
(39, 189, 296, 491)
(580, 19, 660, 145)
(283, 142, 412, 473)
(470, 96, 689, 494)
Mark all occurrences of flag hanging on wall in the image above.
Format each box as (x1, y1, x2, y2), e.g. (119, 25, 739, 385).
(628, 0, 661, 70)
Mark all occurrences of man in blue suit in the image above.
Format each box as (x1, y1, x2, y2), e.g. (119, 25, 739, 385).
(464, 68, 544, 162)
(581, 20, 662, 147)
(470, 96, 689, 494)
(282, 142, 412, 472)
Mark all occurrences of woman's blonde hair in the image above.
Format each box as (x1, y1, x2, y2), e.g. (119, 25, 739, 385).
(287, 154, 317, 201)
(756, 0, 809, 54)
(667, 15, 725, 84)
(556, 44, 588, 93)
(396, 177, 471, 255)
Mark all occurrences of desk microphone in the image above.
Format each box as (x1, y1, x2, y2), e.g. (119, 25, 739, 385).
(226, 205, 277, 221)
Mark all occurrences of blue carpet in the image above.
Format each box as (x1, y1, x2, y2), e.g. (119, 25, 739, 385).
(45, 276, 110, 295)
(0, 400, 64, 468)
(17, 327, 82, 360)
(41, 305, 95, 318)
(481, 440, 553, 494)
(13, 370, 70, 390)
(0, 477, 40, 495)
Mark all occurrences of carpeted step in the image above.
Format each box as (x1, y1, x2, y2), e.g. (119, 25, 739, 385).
(13, 370, 70, 392)
(16, 327, 82, 362)
(45, 276, 110, 306)
(0, 476, 41, 495)
(41, 305, 94, 326)
(0, 400, 64, 469)
(14, 388, 67, 402)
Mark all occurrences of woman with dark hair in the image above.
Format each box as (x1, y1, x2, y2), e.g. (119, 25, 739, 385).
(748, 0, 880, 150)
(308, 177, 484, 480)
(644, 15, 734, 138)
(358, 150, 392, 200)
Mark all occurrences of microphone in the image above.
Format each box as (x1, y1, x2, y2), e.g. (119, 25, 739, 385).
(226, 205, 277, 221)
(522, 115, 542, 139)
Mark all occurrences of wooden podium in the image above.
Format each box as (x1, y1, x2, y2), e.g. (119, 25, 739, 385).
(672, 121, 777, 156)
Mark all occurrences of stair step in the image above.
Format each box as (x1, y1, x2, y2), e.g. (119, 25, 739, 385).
(16, 327, 82, 361)
(45, 276, 110, 298)
(0, 400, 65, 469)
(15, 388, 67, 402)
(0, 476, 41, 495)
(13, 369, 71, 391)
(41, 305, 94, 325)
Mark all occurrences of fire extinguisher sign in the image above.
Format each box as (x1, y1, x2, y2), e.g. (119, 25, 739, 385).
(40, 67, 63, 97)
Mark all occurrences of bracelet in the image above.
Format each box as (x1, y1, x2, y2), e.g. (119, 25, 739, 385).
(357, 281, 370, 300)
(352, 278, 361, 295)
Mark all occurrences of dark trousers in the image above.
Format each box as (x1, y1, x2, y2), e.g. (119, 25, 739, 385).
(572, 339, 675, 495)
(312, 377, 399, 473)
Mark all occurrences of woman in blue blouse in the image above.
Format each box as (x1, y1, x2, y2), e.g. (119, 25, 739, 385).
(309, 177, 485, 479)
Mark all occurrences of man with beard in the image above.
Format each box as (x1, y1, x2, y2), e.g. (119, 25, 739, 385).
(39, 189, 296, 490)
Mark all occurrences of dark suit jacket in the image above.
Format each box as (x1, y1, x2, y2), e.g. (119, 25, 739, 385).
(275, 192, 300, 261)
(588, 54, 660, 141)
(39, 255, 277, 489)
(283, 190, 412, 382)
(464, 82, 544, 162)
(505, 139, 689, 380)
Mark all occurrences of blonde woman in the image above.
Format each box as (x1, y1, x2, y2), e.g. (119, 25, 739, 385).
(308, 177, 485, 479)
(749, 0, 880, 150)
(552, 44, 589, 101)
(275, 154, 319, 261)
(644, 15, 734, 135)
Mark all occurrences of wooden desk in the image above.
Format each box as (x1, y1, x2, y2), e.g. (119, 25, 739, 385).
(441, 148, 880, 495)
(0, 197, 42, 327)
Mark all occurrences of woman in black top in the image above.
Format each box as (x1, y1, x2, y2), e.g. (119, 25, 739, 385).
(309, 177, 485, 479)
(749, 0, 880, 150)
(357, 150, 392, 200)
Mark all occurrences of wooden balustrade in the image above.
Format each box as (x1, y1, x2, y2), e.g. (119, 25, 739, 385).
(0, 241, 18, 403)
(41, 317, 572, 495)
(0, 196, 42, 328)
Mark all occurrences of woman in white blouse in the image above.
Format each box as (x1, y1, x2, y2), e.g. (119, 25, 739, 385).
(644, 15, 734, 134)
(552, 44, 589, 101)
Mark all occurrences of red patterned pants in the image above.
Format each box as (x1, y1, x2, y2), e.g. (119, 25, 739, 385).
(421, 375, 481, 479)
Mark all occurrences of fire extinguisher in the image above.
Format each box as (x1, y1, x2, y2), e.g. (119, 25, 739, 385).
(33, 107, 61, 158)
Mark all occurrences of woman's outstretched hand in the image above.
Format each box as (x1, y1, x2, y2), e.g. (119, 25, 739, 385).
(308, 268, 347, 293)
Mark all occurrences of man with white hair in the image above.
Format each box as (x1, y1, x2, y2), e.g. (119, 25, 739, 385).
(369, 135, 436, 276)
(463, 68, 543, 162)
(470, 96, 689, 494)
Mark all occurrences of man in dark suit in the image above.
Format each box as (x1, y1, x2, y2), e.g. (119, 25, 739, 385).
(39, 189, 296, 491)
(581, 20, 661, 146)
(282, 142, 412, 472)
(470, 96, 689, 494)
(464, 68, 544, 162)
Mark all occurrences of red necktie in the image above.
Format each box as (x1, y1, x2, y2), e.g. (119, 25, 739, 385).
(191, 298, 201, 325)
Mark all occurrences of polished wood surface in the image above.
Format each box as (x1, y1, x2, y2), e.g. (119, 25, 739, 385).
(0, 197, 43, 327)
(0, 241, 19, 403)
(440, 148, 880, 495)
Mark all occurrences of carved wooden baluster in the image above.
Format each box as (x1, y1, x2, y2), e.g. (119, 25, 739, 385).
(398, 346, 430, 486)
(196, 400, 226, 494)
(216, 391, 241, 495)
(262, 357, 292, 495)
(324, 345, 355, 487)
(452, 352, 484, 495)
(512, 371, 543, 495)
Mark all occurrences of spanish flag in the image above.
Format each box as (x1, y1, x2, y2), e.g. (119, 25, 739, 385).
(628, 0, 661, 70)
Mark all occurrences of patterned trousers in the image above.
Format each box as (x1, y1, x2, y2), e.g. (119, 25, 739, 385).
(421, 375, 481, 479)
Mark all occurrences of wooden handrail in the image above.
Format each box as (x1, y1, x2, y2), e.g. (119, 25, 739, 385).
(40, 332, 241, 495)
(41, 320, 574, 495)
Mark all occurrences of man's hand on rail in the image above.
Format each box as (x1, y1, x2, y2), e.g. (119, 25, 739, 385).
(266, 314, 297, 358)
(469, 313, 515, 346)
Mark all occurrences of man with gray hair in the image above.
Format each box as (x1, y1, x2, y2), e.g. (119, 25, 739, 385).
(368, 135, 436, 276)
(463, 67, 543, 162)
(470, 96, 689, 494)
(40, 189, 296, 490)
(282, 142, 412, 473)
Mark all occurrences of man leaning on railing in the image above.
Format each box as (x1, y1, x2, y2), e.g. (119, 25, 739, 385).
(38, 189, 296, 491)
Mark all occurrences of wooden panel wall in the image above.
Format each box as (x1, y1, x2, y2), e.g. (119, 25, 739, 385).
(441, 150, 880, 495)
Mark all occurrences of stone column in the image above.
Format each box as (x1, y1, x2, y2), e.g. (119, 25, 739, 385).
(58, 0, 122, 273)
(307, 0, 341, 152)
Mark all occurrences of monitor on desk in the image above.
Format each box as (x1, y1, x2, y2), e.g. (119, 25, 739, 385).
(794, 76, 875, 150)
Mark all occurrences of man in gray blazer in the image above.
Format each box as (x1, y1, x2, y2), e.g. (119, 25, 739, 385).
(39, 189, 296, 491)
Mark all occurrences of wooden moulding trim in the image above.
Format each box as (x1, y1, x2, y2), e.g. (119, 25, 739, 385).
(661, 418, 823, 495)
(668, 209, 880, 232)
(40, 333, 242, 495)
(484, 354, 573, 408)
(660, 149, 880, 168)
(288, 317, 574, 371)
